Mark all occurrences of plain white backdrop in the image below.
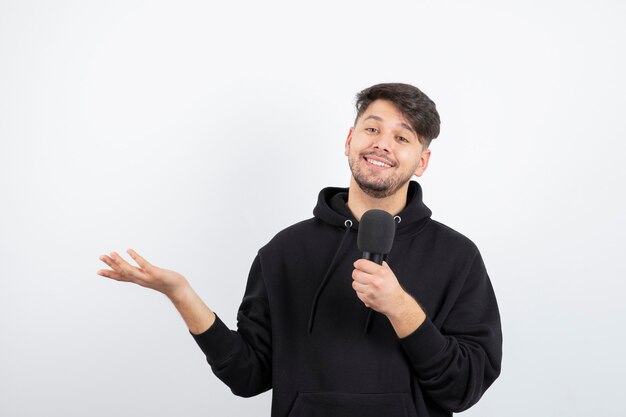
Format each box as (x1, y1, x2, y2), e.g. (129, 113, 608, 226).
(1, 1, 625, 416)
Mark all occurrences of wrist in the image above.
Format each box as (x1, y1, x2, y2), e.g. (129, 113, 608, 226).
(386, 291, 427, 338)
(165, 280, 192, 304)
(385, 290, 414, 319)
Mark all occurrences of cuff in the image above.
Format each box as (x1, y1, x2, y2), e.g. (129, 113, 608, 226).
(189, 314, 236, 365)
(398, 317, 448, 370)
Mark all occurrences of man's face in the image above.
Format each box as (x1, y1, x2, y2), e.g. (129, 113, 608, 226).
(345, 99, 431, 198)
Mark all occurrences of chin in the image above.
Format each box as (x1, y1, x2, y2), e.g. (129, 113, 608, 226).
(356, 173, 414, 198)
(355, 179, 395, 198)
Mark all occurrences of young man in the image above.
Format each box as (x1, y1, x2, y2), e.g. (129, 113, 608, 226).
(98, 83, 502, 417)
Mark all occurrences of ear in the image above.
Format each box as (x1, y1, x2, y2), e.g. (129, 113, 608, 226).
(344, 127, 354, 156)
(413, 148, 431, 177)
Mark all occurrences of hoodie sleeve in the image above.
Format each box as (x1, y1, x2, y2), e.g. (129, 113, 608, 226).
(189, 254, 272, 398)
(398, 249, 502, 412)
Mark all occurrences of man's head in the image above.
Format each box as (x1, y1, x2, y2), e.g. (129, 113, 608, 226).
(354, 83, 440, 150)
(345, 83, 441, 199)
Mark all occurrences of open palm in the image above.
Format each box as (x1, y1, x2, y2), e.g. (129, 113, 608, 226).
(98, 249, 188, 297)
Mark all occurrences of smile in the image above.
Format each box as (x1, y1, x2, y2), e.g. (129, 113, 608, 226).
(364, 157, 392, 168)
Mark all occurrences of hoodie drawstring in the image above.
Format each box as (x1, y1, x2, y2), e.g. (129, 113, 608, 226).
(308, 215, 401, 335)
(307, 220, 353, 334)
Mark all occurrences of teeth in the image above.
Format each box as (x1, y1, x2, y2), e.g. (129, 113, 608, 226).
(367, 158, 390, 168)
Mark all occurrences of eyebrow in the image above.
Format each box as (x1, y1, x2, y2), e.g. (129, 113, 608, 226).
(363, 115, 417, 137)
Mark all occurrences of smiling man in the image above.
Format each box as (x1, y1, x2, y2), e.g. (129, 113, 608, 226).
(98, 83, 502, 417)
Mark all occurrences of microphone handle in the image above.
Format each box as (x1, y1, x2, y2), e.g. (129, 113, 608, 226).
(362, 252, 386, 265)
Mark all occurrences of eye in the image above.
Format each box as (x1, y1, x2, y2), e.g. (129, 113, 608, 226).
(397, 136, 409, 143)
(365, 127, 379, 133)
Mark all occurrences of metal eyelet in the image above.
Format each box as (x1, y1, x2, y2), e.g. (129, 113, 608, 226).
(344, 219, 353, 228)
(394, 216, 402, 224)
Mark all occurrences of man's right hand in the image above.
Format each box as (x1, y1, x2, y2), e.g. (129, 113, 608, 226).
(98, 249, 189, 299)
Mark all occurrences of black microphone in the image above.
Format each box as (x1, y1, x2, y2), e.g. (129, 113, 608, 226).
(357, 209, 396, 265)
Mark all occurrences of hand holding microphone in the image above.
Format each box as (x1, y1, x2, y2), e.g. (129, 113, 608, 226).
(352, 210, 406, 315)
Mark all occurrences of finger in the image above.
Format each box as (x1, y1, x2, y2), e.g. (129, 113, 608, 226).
(99, 254, 123, 274)
(351, 280, 369, 294)
(97, 269, 125, 281)
(353, 259, 384, 274)
(109, 251, 145, 280)
(354, 291, 370, 308)
(127, 248, 152, 270)
(110, 251, 135, 270)
(352, 268, 373, 284)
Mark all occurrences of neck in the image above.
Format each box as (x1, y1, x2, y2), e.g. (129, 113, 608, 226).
(346, 177, 410, 221)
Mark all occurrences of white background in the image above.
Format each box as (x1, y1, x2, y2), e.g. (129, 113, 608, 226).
(1, 1, 625, 416)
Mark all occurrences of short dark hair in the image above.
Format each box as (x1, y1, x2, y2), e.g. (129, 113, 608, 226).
(354, 83, 441, 148)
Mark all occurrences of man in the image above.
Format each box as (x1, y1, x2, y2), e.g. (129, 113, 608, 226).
(98, 83, 502, 417)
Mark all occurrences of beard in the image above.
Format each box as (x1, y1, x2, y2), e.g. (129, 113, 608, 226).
(348, 153, 417, 199)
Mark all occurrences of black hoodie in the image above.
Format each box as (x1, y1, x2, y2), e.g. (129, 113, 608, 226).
(191, 181, 502, 417)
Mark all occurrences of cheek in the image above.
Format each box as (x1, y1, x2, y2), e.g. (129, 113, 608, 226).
(400, 149, 423, 168)
(396, 151, 412, 165)
(347, 144, 362, 159)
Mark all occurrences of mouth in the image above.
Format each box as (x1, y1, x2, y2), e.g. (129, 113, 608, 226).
(363, 155, 393, 169)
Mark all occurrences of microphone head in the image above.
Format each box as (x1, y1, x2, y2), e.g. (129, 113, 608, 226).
(357, 209, 396, 255)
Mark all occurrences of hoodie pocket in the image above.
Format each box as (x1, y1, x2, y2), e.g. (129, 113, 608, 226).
(287, 392, 418, 417)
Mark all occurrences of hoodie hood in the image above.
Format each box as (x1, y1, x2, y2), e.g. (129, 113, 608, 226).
(307, 181, 433, 334)
(312, 180, 432, 239)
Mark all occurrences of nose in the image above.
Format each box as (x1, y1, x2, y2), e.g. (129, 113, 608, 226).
(372, 131, 393, 153)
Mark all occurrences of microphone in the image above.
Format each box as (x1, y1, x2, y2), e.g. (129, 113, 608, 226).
(357, 209, 396, 265)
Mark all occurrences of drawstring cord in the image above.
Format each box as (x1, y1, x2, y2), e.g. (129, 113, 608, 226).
(307, 219, 353, 334)
(308, 215, 401, 335)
